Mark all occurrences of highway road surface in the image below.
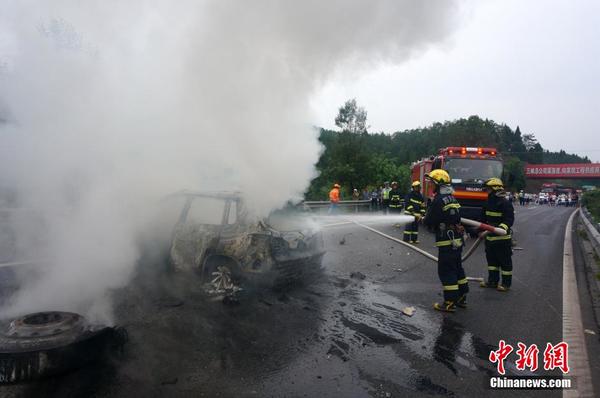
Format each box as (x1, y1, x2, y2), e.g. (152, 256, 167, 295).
(2, 205, 599, 397)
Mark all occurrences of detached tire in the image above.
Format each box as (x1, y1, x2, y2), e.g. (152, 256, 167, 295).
(0, 311, 121, 384)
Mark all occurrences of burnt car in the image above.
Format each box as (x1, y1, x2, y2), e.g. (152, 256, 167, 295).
(165, 191, 325, 292)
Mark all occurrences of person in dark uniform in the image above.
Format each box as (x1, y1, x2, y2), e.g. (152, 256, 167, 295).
(403, 180, 426, 243)
(388, 181, 403, 214)
(480, 178, 514, 292)
(424, 169, 468, 312)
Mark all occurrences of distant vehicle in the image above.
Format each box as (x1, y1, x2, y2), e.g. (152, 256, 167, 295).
(163, 191, 325, 292)
(540, 182, 559, 195)
(541, 182, 575, 196)
(411, 147, 503, 220)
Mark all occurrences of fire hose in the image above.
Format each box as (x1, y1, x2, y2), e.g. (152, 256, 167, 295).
(351, 221, 438, 261)
(460, 217, 507, 236)
(350, 216, 504, 264)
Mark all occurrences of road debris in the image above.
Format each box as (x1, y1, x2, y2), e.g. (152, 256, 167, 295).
(402, 306, 416, 316)
(350, 271, 366, 280)
(339, 233, 352, 245)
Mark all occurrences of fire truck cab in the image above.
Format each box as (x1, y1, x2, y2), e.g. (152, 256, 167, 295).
(411, 147, 503, 220)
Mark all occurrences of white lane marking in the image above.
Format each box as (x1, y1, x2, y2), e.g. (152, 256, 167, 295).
(563, 209, 594, 398)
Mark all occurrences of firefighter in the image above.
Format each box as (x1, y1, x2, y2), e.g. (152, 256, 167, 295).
(403, 180, 426, 243)
(424, 169, 468, 312)
(381, 181, 391, 214)
(388, 181, 403, 215)
(480, 178, 514, 292)
(328, 183, 341, 215)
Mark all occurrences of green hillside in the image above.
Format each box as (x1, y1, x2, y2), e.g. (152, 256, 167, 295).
(306, 114, 590, 200)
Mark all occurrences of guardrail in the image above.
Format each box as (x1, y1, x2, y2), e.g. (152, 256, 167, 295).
(580, 207, 600, 248)
(301, 199, 373, 213)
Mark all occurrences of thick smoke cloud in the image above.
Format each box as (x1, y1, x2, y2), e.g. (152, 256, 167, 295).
(0, 1, 458, 322)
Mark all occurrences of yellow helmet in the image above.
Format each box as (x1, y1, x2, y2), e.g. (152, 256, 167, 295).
(411, 180, 421, 187)
(484, 178, 504, 190)
(426, 169, 450, 185)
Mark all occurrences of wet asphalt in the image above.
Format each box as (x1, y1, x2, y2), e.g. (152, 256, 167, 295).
(1, 205, 591, 397)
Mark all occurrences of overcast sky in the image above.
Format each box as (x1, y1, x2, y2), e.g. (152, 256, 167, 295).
(310, 0, 600, 162)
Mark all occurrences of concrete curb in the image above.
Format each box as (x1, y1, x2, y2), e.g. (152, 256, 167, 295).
(563, 209, 594, 397)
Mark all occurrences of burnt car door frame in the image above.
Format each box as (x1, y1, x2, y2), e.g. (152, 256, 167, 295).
(171, 191, 244, 280)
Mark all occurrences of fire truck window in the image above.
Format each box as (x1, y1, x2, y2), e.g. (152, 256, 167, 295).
(444, 158, 502, 182)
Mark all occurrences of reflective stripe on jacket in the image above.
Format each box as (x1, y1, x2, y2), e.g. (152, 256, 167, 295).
(405, 191, 426, 216)
(482, 194, 514, 241)
(382, 187, 391, 200)
(424, 190, 463, 249)
(389, 190, 402, 208)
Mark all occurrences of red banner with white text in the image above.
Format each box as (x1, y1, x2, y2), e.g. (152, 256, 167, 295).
(525, 163, 600, 179)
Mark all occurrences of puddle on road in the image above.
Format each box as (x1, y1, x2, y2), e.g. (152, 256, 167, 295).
(260, 272, 496, 397)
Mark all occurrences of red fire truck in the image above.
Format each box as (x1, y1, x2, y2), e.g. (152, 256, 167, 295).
(411, 147, 503, 220)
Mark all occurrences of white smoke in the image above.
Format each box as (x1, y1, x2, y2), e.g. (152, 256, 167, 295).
(0, 1, 459, 322)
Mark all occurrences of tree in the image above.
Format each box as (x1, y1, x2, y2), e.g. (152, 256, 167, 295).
(522, 132, 538, 150)
(502, 157, 526, 191)
(335, 98, 369, 134)
(526, 142, 544, 164)
(367, 155, 410, 190)
(305, 115, 590, 200)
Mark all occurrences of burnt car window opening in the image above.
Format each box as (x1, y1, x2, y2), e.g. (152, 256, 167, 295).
(186, 197, 226, 225)
(444, 158, 502, 182)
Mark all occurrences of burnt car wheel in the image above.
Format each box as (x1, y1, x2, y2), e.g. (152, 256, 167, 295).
(0, 311, 125, 384)
(202, 256, 244, 292)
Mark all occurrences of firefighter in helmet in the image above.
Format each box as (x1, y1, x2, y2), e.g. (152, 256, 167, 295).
(403, 180, 426, 243)
(480, 178, 514, 291)
(388, 181, 403, 215)
(424, 169, 468, 312)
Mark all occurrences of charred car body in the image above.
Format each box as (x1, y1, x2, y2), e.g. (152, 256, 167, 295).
(166, 191, 325, 291)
